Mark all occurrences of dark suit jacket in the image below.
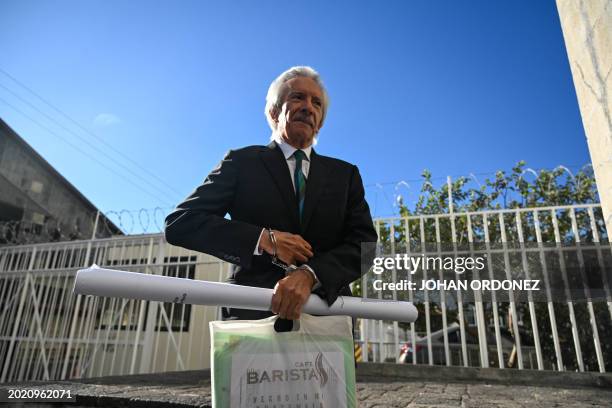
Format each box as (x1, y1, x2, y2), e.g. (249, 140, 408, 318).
(164, 141, 377, 319)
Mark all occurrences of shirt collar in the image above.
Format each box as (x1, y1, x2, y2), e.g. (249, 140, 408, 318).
(274, 138, 312, 161)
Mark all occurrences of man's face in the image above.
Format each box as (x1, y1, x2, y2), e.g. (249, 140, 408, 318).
(273, 77, 324, 149)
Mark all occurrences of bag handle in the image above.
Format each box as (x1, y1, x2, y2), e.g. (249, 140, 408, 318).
(273, 316, 301, 333)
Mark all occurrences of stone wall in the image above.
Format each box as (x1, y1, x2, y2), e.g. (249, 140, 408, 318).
(556, 0, 612, 233)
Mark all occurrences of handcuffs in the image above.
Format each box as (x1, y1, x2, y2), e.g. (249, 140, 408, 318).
(268, 228, 300, 275)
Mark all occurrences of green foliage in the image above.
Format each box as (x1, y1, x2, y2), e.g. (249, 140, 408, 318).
(371, 161, 605, 246)
(400, 161, 599, 216)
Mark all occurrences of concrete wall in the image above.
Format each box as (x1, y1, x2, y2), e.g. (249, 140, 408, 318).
(556, 0, 612, 233)
(0, 120, 115, 240)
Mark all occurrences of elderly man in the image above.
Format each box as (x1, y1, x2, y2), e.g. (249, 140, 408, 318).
(165, 66, 377, 327)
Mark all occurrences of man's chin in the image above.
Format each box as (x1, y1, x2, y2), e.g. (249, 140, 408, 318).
(285, 131, 315, 148)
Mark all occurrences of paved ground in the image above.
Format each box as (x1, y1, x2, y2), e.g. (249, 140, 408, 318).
(357, 381, 612, 408)
(2, 364, 612, 407)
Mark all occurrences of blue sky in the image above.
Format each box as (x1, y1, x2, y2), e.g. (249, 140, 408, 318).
(0, 0, 590, 225)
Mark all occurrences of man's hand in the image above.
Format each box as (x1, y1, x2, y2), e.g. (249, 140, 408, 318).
(259, 230, 313, 265)
(271, 268, 315, 320)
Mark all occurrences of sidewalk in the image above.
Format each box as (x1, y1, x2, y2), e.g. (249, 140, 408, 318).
(2, 363, 611, 407)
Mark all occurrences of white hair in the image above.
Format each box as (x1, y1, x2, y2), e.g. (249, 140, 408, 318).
(264, 66, 329, 133)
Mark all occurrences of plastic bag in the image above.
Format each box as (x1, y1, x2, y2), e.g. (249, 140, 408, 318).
(210, 313, 356, 408)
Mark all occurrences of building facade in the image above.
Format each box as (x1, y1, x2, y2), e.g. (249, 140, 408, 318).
(0, 118, 120, 245)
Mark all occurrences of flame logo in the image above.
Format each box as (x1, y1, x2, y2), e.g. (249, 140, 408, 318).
(315, 352, 328, 387)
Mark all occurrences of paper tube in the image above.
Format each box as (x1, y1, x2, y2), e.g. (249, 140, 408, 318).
(73, 265, 418, 322)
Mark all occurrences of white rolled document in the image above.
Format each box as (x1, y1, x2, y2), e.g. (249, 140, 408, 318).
(73, 265, 418, 322)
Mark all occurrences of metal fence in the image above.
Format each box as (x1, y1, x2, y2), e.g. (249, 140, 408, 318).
(0, 234, 227, 383)
(360, 203, 611, 373)
(0, 203, 610, 383)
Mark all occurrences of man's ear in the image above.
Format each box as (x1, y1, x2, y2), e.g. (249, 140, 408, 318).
(269, 107, 279, 124)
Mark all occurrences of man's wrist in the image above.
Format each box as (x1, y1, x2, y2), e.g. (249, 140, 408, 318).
(258, 228, 273, 254)
(290, 265, 318, 289)
(295, 267, 315, 288)
(301, 265, 319, 284)
(254, 228, 265, 255)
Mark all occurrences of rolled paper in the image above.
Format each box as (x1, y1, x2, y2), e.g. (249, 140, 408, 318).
(73, 265, 418, 322)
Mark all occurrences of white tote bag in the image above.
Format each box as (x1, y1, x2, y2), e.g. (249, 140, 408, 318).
(210, 313, 357, 408)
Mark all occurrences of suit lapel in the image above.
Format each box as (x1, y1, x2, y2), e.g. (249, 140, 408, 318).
(260, 142, 300, 230)
(301, 148, 330, 234)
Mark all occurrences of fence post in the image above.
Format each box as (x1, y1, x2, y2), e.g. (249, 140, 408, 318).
(60, 212, 99, 379)
(139, 235, 166, 374)
(129, 236, 156, 374)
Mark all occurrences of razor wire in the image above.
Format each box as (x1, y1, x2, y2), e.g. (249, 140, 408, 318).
(0, 207, 174, 246)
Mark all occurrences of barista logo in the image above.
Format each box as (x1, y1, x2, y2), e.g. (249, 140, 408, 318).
(315, 353, 328, 386)
(246, 352, 331, 387)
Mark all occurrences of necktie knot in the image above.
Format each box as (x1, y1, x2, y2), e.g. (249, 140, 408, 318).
(293, 149, 306, 164)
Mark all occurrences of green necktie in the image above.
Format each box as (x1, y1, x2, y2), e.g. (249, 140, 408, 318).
(293, 150, 307, 221)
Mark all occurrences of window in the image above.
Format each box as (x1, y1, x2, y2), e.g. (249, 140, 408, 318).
(155, 256, 197, 332)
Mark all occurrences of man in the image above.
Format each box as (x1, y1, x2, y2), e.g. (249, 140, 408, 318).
(165, 66, 377, 326)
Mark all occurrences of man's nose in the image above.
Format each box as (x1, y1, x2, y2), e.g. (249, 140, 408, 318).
(300, 98, 315, 114)
(299, 106, 313, 115)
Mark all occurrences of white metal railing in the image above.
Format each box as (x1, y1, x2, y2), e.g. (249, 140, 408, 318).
(0, 234, 227, 383)
(360, 203, 611, 373)
(0, 203, 610, 383)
